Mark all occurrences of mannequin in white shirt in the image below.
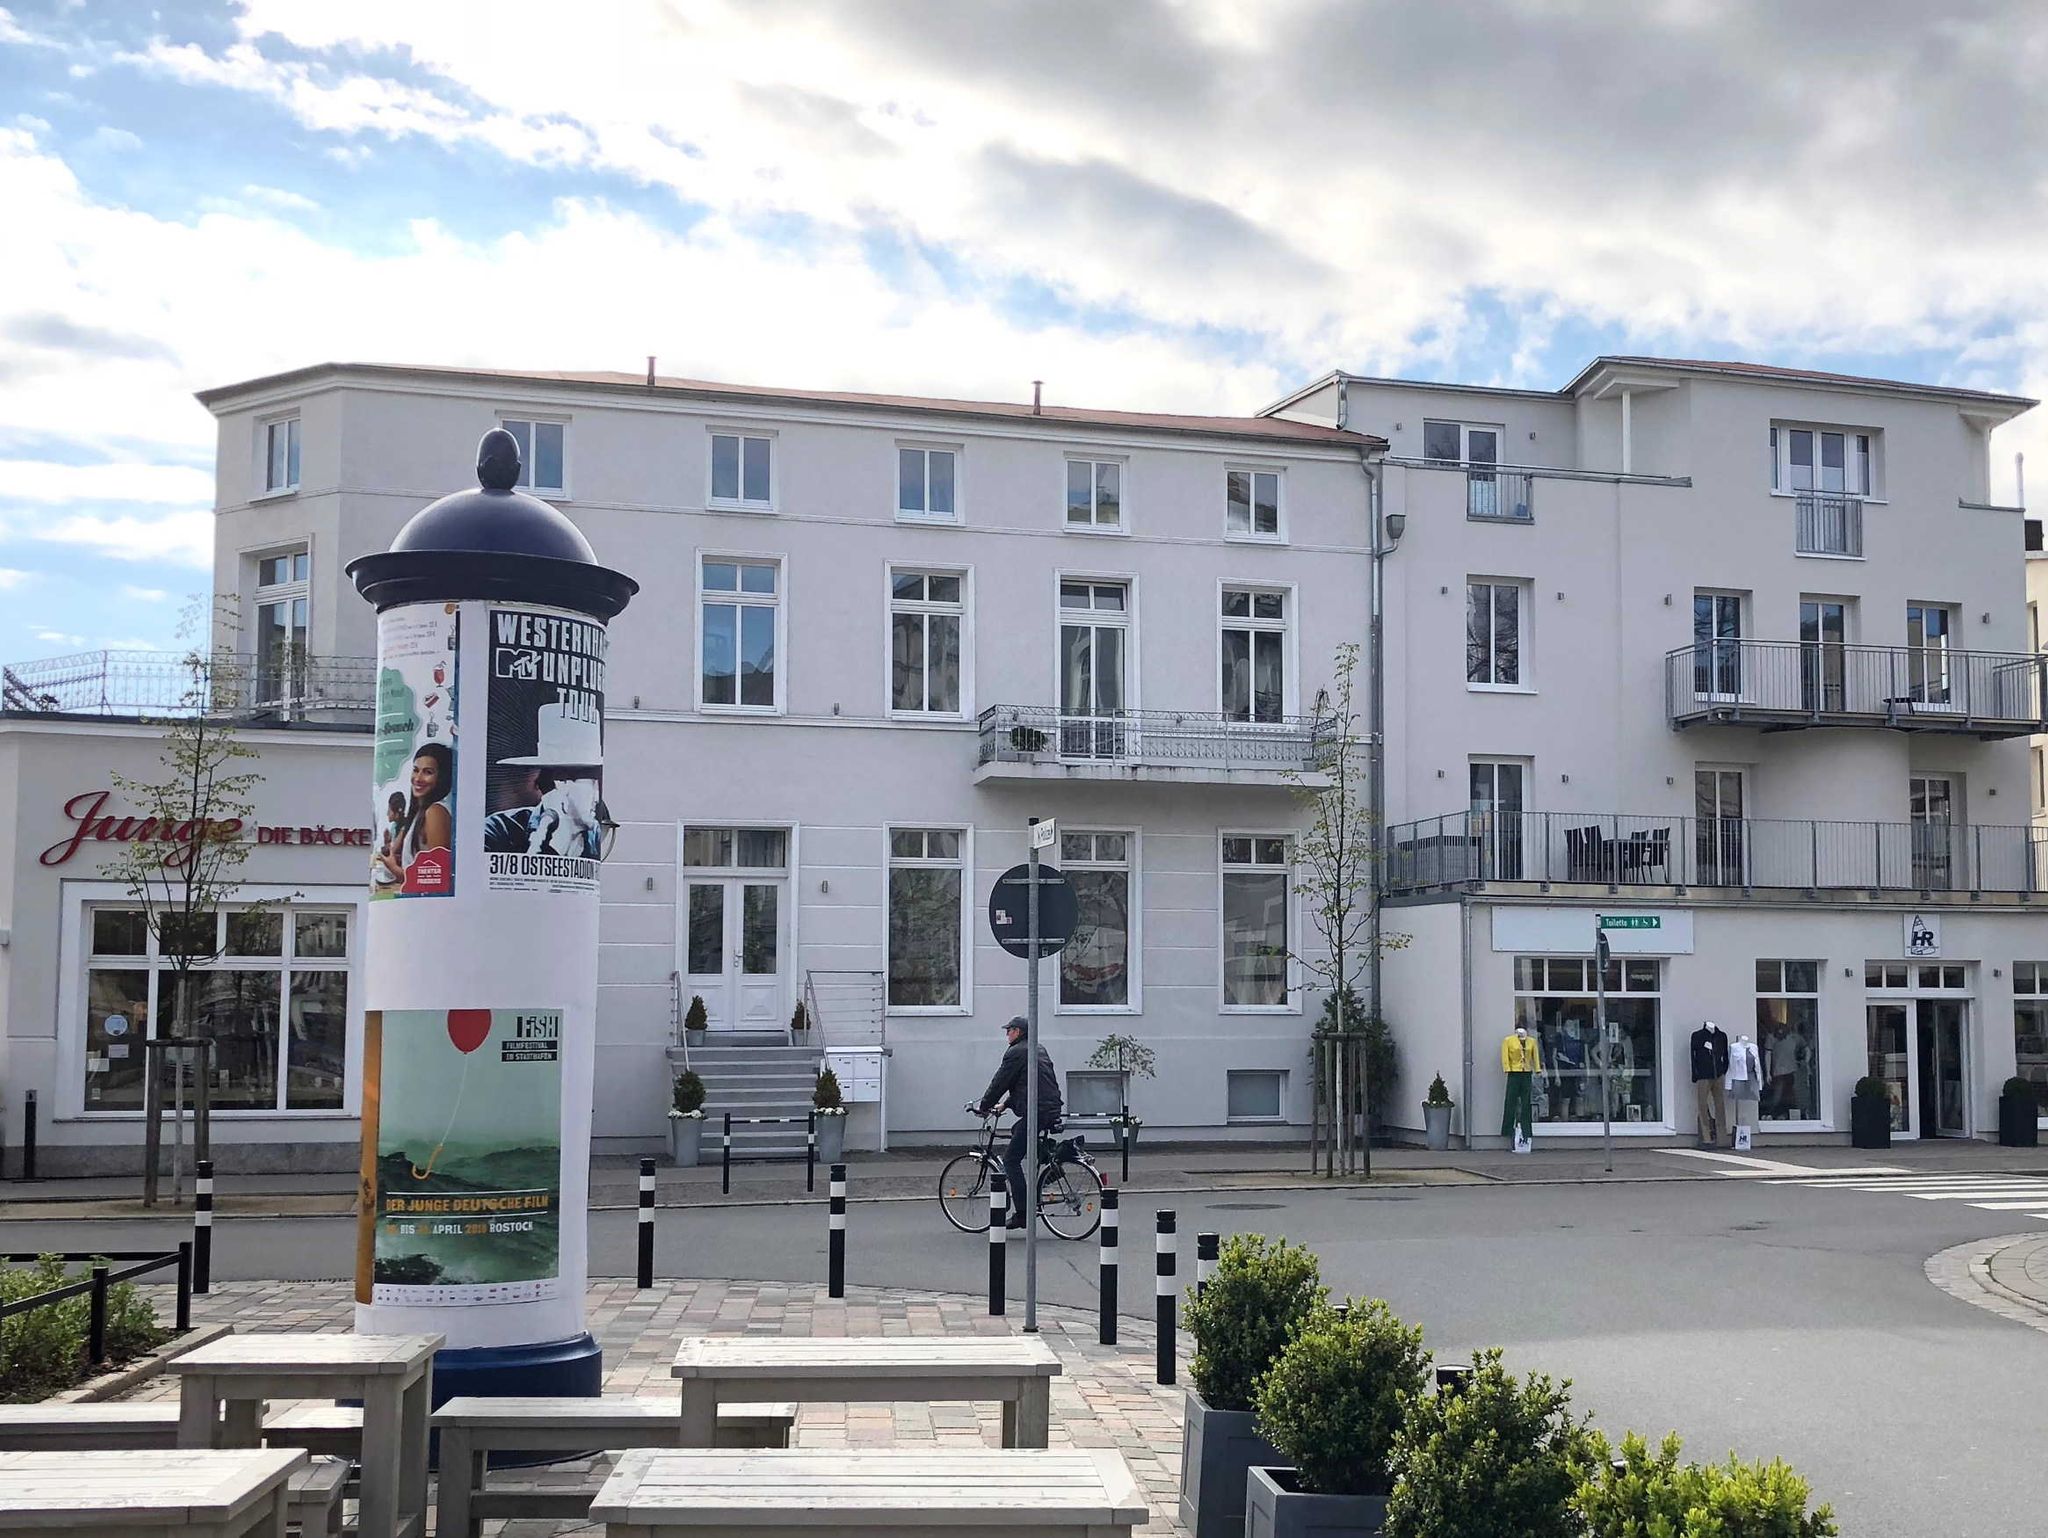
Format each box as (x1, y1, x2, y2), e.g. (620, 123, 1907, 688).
(1727, 1032, 1763, 1133)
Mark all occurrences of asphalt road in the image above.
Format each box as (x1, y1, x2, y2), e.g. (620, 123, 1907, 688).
(13, 1173, 2045, 1537)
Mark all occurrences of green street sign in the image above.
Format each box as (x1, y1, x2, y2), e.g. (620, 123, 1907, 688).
(1598, 915, 1660, 930)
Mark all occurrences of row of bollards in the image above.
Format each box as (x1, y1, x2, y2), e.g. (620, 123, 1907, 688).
(720, 1112, 819, 1197)
(637, 1159, 849, 1294)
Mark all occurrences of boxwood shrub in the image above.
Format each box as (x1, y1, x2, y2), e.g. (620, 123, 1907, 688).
(1182, 1233, 1324, 1412)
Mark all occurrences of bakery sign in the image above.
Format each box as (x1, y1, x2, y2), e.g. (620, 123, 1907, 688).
(38, 789, 373, 869)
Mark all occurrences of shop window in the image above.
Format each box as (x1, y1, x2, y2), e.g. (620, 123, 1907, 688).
(1512, 955, 1661, 1126)
(81, 903, 351, 1115)
(1227, 1069, 1286, 1121)
(2015, 963, 2048, 1124)
(1066, 1070, 1125, 1118)
(1754, 960, 1821, 1122)
(1864, 961, 1909, 990)
(1059, 831, 1132, 1010)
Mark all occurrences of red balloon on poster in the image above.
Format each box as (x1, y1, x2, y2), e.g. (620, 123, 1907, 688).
(446, 1009, 491, 1054)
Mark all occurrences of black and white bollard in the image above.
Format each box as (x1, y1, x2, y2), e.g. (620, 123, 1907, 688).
(1097, 1186, 1119, 1346)
(806, 1113, 818, 1194)
(1154, 1209, 1176, 1385)
(193, 1158, 213, 1294)
(1196, 1232, 1219, 1298)
(827, 1163, 847, 1299)
(987, 1170, 1007, 1316)
(721, 1113, 733, 1196)
(636, 1157, 656, 1289)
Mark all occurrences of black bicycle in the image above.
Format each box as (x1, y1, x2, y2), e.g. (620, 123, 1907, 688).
(938, 1108, 1104, 1240)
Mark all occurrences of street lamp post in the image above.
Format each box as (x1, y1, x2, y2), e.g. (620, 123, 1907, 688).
(1364, 453, 1399, 1169)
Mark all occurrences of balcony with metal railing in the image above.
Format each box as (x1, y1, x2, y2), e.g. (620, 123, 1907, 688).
(1385, 808, 2048, 897)
(975, 703, 1333, 786)
(1665, 639, 2048, 738)
(1, 649, 375, 727)
(1794, 490, 1863, 555)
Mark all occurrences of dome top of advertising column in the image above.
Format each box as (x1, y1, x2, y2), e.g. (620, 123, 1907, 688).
(347, 429, 637, 619)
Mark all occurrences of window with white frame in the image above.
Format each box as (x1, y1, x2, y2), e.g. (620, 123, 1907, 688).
(1513, 956, 1662, 1126)
(710, 431, 773, 508)
(500, 418, 566, 497)
(1225, 467, 1281, 539)
(1771, 423, 1877, 497)
(262, 416, 301, 494)
(1422, 419, 1502, 467)
(83, 904, 350, 1114)
(1220, 587, 1288, 723)
(889, 569, 965, 716)
(1065, 1070, 1125, 1118)
(1466, 579, 1526, 687)
(1221, 835, 1290, 1008)
(2014, 963, 2048, 1124)
(1060, 831, 1133, 1009)
(700, 557, 781, 710)
(252, 548, 309, 707)
(1755, 960, 1821, 1122)
(898, 445, 959, 522)
(1226, 1069, 1286, 1121)
(887, 828, 965, 1008)
(1066, 458, 1123, 530)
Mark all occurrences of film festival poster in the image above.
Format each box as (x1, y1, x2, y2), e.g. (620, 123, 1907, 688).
(359, 1006, 563, 1307)
(484, 606, 608, 894)
(370, 605, 458, 899)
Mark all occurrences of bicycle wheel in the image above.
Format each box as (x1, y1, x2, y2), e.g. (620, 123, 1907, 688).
(939, 1153, 994, 1233)
(1037, 1159, 1103, 1240)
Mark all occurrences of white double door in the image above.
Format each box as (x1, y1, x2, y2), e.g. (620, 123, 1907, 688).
(682, 876, 788, 1033)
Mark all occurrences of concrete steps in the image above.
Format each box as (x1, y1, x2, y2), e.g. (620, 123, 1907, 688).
(670, 1039, 822, 1159)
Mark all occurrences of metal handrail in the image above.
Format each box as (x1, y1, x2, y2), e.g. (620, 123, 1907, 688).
(1384, 808, 2048, 895)
(977, 703, 1329, 772)
(804, 968, 887, 1055)
(1, 649, 377, 718)
(1665, 639, 2048, 732)
(1794, 490, 1863, 556)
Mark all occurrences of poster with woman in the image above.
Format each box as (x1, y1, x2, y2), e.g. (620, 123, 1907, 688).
(371, 604, 458, 898)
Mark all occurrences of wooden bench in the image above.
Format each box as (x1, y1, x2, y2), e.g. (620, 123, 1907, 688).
(0, 1447, 306, 1538)
(671, 1335, 1062, 1449)
(287, 1456, 348, 1538)
(0, 1402, 361, 1456)
(591, 1446, 1149, 1538)
(431, 1396, 796, 1538)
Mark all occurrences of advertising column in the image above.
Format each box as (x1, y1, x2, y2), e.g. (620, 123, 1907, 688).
(348, 430, 635, 1398)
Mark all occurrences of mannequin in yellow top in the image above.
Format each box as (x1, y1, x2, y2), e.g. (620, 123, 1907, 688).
(1501, 1024, 1541, 1142)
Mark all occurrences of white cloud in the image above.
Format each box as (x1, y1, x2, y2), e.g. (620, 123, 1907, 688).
(25, 510, 214, 568)
(119, 584, 169, 601)
(34, 629, 84, 647)
(86, 125, 141, 153)
(0, 567, 30, 589)
(0, 458, 214, 504)
(239, 183, 318, 212)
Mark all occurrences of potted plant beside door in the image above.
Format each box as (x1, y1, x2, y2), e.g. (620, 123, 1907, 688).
(1850, 1075, 1893, 1150)
(683, 993, 708, 1047)
(668, 1071, 707, 1167)
(1999, 1076, 2040, 1148)
(1177, 1235, 1325, 1538)
(1421, 1075, 1455, 1152)
(813, 1067, 847, 1163)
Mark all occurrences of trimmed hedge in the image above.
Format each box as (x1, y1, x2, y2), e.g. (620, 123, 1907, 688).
(0, 1256, 170, 1402)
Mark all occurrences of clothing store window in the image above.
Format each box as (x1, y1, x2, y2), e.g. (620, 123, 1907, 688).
(1058, 831, 1132, 1010)
(1511, 955, 1661, 1125)
(82, 903, 351, 1114)
(887, 828, 966, 1010)
(1754, 960, 1821, 1121)
(2015, 963, 2048, 1124)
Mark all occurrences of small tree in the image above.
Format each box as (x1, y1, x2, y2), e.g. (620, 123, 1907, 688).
(101, 601, 268, 1205)
(1085, 1032, 1156, 1114)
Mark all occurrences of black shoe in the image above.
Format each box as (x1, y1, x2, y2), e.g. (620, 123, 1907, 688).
(1004, 1213, 1028, 1230)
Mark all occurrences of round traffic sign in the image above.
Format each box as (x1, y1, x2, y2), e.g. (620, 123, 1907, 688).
(987, 862, 1078, 959)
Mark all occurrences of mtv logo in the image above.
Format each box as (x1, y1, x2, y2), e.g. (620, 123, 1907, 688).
(495, 647, 541, 680)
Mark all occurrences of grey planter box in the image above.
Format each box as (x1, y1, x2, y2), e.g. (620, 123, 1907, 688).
(1176, 1393, 1279, 1538)
(816, 1112, 846, 1164)
(1246, 1466, 1387, 1538)
(668, 1114, 703, 1167)
(1423, 1102, 1453, 1151)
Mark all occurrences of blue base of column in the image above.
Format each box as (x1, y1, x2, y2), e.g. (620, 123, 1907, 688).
(429, 1333, 603, 1407)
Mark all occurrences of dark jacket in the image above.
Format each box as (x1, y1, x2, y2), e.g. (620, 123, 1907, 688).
(1689, 1026, 1729, 1083)
(979, 1040, 1063, 1124)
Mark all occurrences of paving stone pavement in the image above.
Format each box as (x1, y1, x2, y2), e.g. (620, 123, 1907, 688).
(1926, 1230, 2048, 1335)
(127, 1277, 1193, 1535)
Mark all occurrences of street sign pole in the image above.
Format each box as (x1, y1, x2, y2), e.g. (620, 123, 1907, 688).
(1024, 818, 1042, 1331)
(1595, 918, 1613, 1174)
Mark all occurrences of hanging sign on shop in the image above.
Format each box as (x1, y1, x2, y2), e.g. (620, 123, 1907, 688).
(37, 789, 371, 868)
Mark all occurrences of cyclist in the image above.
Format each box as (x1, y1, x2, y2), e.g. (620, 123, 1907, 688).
(975, 1015, 1063, 1230)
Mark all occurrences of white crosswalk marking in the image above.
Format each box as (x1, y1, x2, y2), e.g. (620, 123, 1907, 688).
(1781, 1169, 2048, 1223)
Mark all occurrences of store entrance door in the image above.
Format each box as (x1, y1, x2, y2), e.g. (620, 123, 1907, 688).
(1867, 999, 1970, 1139)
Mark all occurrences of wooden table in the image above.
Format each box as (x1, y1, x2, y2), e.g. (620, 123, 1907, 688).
(171, 1332, 442, 1538)
(670, 1336, 1061, 1448)
(0, 1447, 305, 1536)
(592, 1447, 1147, 1537)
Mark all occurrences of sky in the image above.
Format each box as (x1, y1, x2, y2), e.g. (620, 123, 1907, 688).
(2, 0, 2046, 664)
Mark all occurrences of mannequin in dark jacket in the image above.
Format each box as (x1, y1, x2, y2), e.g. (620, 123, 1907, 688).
(977, 1016, 1064, 1229)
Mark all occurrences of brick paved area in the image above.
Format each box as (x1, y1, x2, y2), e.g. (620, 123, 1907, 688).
(126, 1278, 1192, 1535)
(1926, 1230, 2048, 1336)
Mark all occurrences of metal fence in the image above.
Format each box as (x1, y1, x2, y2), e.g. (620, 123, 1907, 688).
(977, 704, 1330, 773)
(1385, 808, 2048, 894)
(1795, 491, 1863, 555)
(1665, 639, 2048, 735)
(1, 650, 376, 721)
(1463, 468, 1535, 522)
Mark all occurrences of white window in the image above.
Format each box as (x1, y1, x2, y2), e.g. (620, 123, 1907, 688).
(1226, 1069, 1286, 1122)
(898, 445, 959, 522)
(710, 431, 773, 509)
(1060, 830, 1134, 1011)
(1058, 579, 1131, 757)
(500, 418, 566, 497)
(1221, 834, 1291, 1010)
(1225, 467, 1282, 539)
(1066, 458, 1123, 531)
(1513, 956, 1662, 1127)
(83, 904, 351, 1114)
(2013, 963, 2048, 1126)
(1692, 591, 1745, 699)
(887, 828, 967, 1010)
(1221, 587, 1289, 723)
(1906, 603, 1956, 706)
(1422, 419, 1501, 466)
(699, 557, 781, 711)
(252, 548, 310, 708)
(262, 416, 301, 494)
(1772, 423, 1877, 497)
(889, 568, 966, 717)
(1466, 579, 1527, 688)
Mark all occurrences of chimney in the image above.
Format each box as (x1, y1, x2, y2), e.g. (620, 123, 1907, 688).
(646, 355, 657, 388)
(1032, 380, 1043, 415)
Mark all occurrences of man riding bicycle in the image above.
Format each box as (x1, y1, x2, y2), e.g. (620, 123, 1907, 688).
(975, 1015, 1062, 1230)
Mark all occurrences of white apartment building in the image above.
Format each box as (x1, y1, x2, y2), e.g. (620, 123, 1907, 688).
(0, 355, 2039, 1172)
(1274, 358, 2046, 1146)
